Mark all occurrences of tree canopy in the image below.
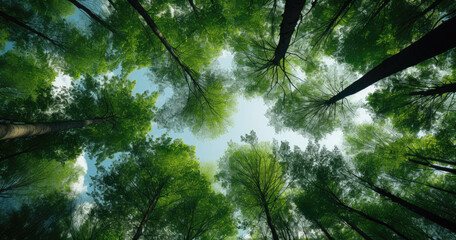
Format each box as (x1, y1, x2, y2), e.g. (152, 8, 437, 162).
(1, 0, 455, 239)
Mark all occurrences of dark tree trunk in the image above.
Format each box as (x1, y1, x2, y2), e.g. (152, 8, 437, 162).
(0, 10, 64, 49)
(342, 217, 373, 240)
(271, 0, 307, 65)
(263, 199, 280, 240)
(362, 179, 456, 233)
(132, 189, 162, 240)
(127, 0, 196, 83)
(0, 118, 109, 140)
(326, 15, 456, 104)
(329, 193, 409, 239)
(67, 0, 119, 34)
(395, 176, 456, 196)
(314, 219, 334, 240)
(410, 83, 456, 97)
(188, 0, 199, 16)
(408, 158, 456, 174)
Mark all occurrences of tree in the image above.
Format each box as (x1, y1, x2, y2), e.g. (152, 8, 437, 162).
(217, 131, 288, 240)
(0, 75, 158, 162)
(167, 182, 237, 240)
(91, 136, 236, 240)
(0, 192, 77, 239)
(325, 15, 456, 104)
(367, 71, 456, 132)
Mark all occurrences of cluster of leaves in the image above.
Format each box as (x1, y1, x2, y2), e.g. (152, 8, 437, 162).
(1, 0, 456, 239)
(215, 129, 456, 239)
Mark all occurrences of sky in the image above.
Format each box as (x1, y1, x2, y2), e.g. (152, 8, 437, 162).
(50, 0, 375, 201)
(55, 49, 375, 200)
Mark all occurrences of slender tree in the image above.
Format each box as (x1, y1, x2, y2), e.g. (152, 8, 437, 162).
(217, 131, 287, 240)
(325, 15, 456, 104)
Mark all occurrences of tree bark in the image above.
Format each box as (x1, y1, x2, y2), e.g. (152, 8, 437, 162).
(326, 15, 456, 104)
(127, 0, 196, 83)
(271, 0, 306, 65)
(314, 219, 334, 240)
(341, 217, 373, 240)
(132, 188, 162, 240)
(408, 158, 456, 174)
(362, 179, 456, 233)
(67, 0, 119, 34)
(188, 0, 199, 16)
(410, 83, 456, 97)
(329, 192, 409, 239)
(393, 176, 456, 196)
(263, 199, 280, 240)
(0, 118, 109, 140)
(0, 10, 64, 49)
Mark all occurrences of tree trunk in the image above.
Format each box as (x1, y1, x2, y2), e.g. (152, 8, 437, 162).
(132, 190, 161, 240)
(410, 83, 456, 97)
(408, 158, 456, 174)
(394, 176, 456, 196)
(127, 0, 196, 83)
(314, 219, 334, 240)
(67, 0, 119, 34)
(0, 118, 109, 140)
(271, 0, 307, 65)
(330, 194, 409, 239)
(188, 0, 199, 16)
(326, 15, 456, 104)
(263, 200, 280, 240)
(341, 217, 373, 240)
(406, 153, 456, 167)
(0, 10, 64, 49)
(363, 180, 456, 233)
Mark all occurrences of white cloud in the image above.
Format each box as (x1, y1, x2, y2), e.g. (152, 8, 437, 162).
(71, 153, 88, 195)
(73, 201, 95, 229)
(53, 71, 73, 90)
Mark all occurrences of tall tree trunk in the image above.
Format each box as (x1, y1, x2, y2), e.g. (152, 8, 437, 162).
(67, 0, 119, 34)
(126, 0, 197, 84)
(314, 219, 334, 240)
(0, 118, 109, 140)
(341, 217, 373, 240)
(406, 153, 456, 167)
(410, 83, 456, 97)
(326, 15, 456, 104)
(188, 0, 199, 16)
(392, 175, 456, 195)
(263, 199, 280, 240)
(0, 10, 64, 49)
(132, 189, 162, 240)
(126, 0, 214, 109)
(361, 179, 456, 233)
(328, 192, 409, 239)
(408, 158, 456, 174)
(271, 0, 307, 65)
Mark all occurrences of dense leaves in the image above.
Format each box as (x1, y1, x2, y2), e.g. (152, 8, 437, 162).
(1, 0, 456, 239)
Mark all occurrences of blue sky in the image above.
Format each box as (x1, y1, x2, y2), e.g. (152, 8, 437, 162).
(73, 50, 364, 200)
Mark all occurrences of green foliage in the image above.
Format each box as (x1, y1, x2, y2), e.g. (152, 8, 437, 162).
(155, 70, 237, 138)
(267, 64, 356, 139)
(0, 50, 55, 97)
(90, 136, 237, 239)
(367, 71, 456, 133)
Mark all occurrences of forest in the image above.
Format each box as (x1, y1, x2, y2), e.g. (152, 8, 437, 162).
(0, 0, 455, 239)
